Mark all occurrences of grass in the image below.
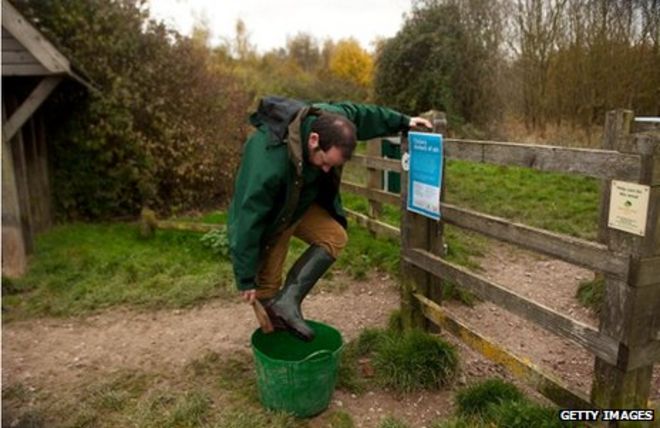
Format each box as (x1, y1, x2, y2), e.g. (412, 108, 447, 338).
(488, 400, 563, 428)
(373, 330, 458, 392)
(337, 325, 458, 394)
(444, 160, 600, 241)
(323, 411, 355, 428)
(5, 142, 598, 320)
(345, 152, 600, 242)
(2, 351, 304, 428)
(2, 223, 235, 321)
(447, 378, 565, 428)
(455, 378, 524, 418)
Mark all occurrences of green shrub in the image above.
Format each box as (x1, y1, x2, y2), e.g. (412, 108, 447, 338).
(456, 378, 524, 418)
(200, 226, 230, 258)
(489, 400, 562, 428)
(15, 0, 250, 219)
(373, 330, 458, 392)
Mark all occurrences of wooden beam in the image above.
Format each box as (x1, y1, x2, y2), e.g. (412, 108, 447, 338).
(155, 220, 218, 233)
(403, 248, 620, 365)
(2, 51, 41, 64)
(36, 114, 53, 230)
(2, 64, 50, 76)
(1, 100, 27, 277)
(622, 340, 660, 371)
(444, 138, 642, 181)
(440, 202, 629, 278)
(366, 139, 384, 218)
(592, 122, 659, 416)
(350, 153, 402, 173)
(345, 208, 400, 240)
(7, 96, 34, 254)
(340, 181, 399, 206)
(2, 0, 70, 73)
(633, 255, 660, 287)
(414, 293, 593, 409)
(366, 135, 641, 180)
(2, 77, 61, 142)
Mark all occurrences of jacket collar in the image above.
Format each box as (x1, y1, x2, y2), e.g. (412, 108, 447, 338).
(287, 106, 321, 177)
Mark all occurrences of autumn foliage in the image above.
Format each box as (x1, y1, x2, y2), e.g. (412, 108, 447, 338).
(14, 0, 251, 219)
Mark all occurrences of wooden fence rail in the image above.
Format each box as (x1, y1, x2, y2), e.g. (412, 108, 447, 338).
(372, 136, 644, 181)
(341, 110, 660, 423)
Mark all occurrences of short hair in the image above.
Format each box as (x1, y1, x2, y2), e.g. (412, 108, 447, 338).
(311, 113, 357, 159)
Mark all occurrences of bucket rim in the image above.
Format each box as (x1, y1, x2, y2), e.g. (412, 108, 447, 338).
(250, 320, 343, 364)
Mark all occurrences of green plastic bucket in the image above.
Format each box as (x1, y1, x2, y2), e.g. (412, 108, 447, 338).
(250, 320, 343, 418)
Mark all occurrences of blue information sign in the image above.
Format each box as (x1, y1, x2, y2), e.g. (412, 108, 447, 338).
(406, 132, 443, 220)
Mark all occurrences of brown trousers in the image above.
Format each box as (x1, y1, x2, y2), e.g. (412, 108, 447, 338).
(256, 203, 348, 300)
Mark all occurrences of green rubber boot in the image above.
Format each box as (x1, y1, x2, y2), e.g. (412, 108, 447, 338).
(265, 245, 335, 341)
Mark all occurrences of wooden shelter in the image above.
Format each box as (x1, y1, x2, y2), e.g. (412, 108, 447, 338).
(2, 0, 91, 277)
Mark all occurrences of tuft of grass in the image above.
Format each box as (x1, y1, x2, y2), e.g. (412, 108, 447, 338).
(488, 400, 562, 428)
(576, 276, 604, 313)
(372, 330, 458, 393)
(2, 223, 234, 321)
(324, 410, 355, 428)
(455, 378, 524, 418)
(355, 328, 390, 356)
(387, 310, 404, 333)
(378, 416, 411, 428)
(442, 281, 478, 307)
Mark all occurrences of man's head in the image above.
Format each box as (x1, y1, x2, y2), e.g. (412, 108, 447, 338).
(307, 113, 357, 173)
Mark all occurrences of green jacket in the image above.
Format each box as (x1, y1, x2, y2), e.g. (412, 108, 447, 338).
(228, 101, 411, 291)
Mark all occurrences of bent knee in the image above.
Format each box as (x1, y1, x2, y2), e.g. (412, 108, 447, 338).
(319, 225, 348, 259)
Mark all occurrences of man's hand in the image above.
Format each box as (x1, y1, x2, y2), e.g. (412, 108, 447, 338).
(409, 117, 433, 129)
(242, 289, 257, 304)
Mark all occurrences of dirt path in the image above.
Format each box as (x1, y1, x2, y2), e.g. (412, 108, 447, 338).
(445, 240, 660, 400)
(3, 245, 658, 427)
(2, 273, 397, 394)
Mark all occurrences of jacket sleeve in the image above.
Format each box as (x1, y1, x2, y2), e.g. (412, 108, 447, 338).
(315, 102, 412, 140)
(228, 135, 285, 291)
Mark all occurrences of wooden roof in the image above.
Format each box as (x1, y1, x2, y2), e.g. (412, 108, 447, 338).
(2, 0, 91, 89)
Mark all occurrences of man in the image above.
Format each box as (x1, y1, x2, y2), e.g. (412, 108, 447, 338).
(228, 97, 432, 341)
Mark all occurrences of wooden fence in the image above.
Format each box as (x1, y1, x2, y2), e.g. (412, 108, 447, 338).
(340, 110, 659, 425)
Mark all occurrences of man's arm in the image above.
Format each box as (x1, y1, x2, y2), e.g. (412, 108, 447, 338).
(228, 135, 285, 292)
(314, 102, 431, 139)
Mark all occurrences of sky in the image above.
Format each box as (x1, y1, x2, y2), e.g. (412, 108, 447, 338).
(147, 0, 412, 53)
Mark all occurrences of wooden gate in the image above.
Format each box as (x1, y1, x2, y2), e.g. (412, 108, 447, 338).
(341, 110, 659, 424)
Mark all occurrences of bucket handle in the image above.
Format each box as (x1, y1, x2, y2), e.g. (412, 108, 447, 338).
(299, 349, 333, 364)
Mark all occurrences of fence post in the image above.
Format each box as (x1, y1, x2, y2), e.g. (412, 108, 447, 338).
(591, 111, 660, 427)
(400, 112, 447, 330)
(367, 138, 383, 219)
